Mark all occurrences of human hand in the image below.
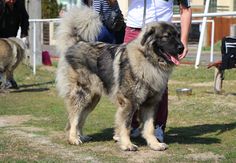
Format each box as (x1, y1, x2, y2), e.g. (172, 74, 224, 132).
(59, 9, 65, 17)
(178, 46, 188, 60)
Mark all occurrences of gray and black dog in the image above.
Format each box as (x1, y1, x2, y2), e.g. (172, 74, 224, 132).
(56, 5, 184, 151)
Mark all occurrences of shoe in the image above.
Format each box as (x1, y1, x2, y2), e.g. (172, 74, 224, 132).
(130, 127, 141, 138)
(155, 125, 164, 143)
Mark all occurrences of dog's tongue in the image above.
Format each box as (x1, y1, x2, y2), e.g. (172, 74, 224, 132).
(170, 56, 180, 65)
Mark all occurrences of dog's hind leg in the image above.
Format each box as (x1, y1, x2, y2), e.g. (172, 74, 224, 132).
(140, 106, 168, 151)
(6, 70, 18, 89)
(67, 90, 100, 145)
(114, 95, 138, 151)
(77, 93, 101, 141)
(66, 84, 101, 145)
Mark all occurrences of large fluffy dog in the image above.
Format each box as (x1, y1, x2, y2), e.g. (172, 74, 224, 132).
(56, 6, 184, 151)
(0, 37, 27, 89)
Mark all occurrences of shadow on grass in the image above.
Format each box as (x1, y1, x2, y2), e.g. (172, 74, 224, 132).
(166, 122, 236, 144)
(89, 122, 236, 146)
(18, 80, 55, 88)
(89, 128, 147, 146)
(10, 87, 50, 93)
(9, 81, 54, 93)
(89, 128, 114, 142)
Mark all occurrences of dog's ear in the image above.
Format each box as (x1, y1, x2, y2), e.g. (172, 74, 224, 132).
(141, 27, 155, 46)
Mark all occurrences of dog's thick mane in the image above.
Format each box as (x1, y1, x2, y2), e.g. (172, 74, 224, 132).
(126, 25, 173, 92)
(127, 42, 171, 92)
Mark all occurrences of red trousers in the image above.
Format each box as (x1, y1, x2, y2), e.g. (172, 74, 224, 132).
(124, 26, 168, 131)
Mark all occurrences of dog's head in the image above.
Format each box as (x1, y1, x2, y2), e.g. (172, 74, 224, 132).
(140, 22, 184, 65)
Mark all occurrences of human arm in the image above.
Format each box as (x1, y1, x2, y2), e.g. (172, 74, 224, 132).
(0, 0, 5, 15)
(18, 0, 29, 38)
(178, 2, 192, 59)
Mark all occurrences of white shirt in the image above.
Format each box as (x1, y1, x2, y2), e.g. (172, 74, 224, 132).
(127, 0, 174, 28)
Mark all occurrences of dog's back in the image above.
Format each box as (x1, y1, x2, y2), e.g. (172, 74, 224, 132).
(0, 39, 13, 71)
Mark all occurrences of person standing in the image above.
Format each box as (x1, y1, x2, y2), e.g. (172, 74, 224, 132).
(0, 0, 29, 38)
(0, 0, 29, 88)
(93, 0, 126, 44)
(123, 0, 192, 142)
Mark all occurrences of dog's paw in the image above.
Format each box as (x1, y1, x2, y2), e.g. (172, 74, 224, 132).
(113, 135, 120, 142)
(149, 142, 168, 151)
(68, 137, 83, 145)
(120, 143, 138, 151)
(68, 135, 92, 145)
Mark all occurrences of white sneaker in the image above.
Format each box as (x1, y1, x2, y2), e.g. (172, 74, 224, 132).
(155, 125, 164, 143)
(130, 127, 141, 138)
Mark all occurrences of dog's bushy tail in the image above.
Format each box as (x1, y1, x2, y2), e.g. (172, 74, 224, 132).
(56, 5, 102, 55)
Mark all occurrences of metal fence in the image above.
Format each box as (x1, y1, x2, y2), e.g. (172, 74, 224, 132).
(28, 12, 236, 74)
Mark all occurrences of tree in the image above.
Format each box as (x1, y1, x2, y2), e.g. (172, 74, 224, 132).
(42, 0, 62, 18)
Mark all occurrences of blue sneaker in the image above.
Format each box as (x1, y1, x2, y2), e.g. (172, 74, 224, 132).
(130, 128, 141, 138)
(155, 125, 164, 142)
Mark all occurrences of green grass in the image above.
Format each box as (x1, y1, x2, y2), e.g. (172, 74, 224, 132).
(202, 40, 222, 52)
(0, 63, 235, 162)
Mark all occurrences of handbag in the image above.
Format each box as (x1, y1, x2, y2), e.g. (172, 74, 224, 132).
(101, 2, 125, 32)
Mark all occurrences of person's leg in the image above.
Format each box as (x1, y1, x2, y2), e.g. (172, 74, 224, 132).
(114, 25, 126, 44)
(154, 87, 168, 142)
(123, 27, 141, 43)
(97, 26, 115, 43)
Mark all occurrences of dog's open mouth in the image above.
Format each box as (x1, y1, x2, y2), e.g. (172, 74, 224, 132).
(161, 51, 180, 65)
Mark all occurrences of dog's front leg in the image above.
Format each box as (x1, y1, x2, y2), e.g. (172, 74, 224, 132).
(114, 96, 138, 151)
(141, 106, 168, 151)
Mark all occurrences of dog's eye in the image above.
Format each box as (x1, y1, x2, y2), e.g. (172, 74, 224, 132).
(161, 34, 169, 40)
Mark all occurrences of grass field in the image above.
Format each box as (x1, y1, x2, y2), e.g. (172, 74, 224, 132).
(0, 62, 235, 162)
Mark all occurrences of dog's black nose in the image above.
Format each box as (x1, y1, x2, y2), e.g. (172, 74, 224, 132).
(178, 44, 184, 54)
